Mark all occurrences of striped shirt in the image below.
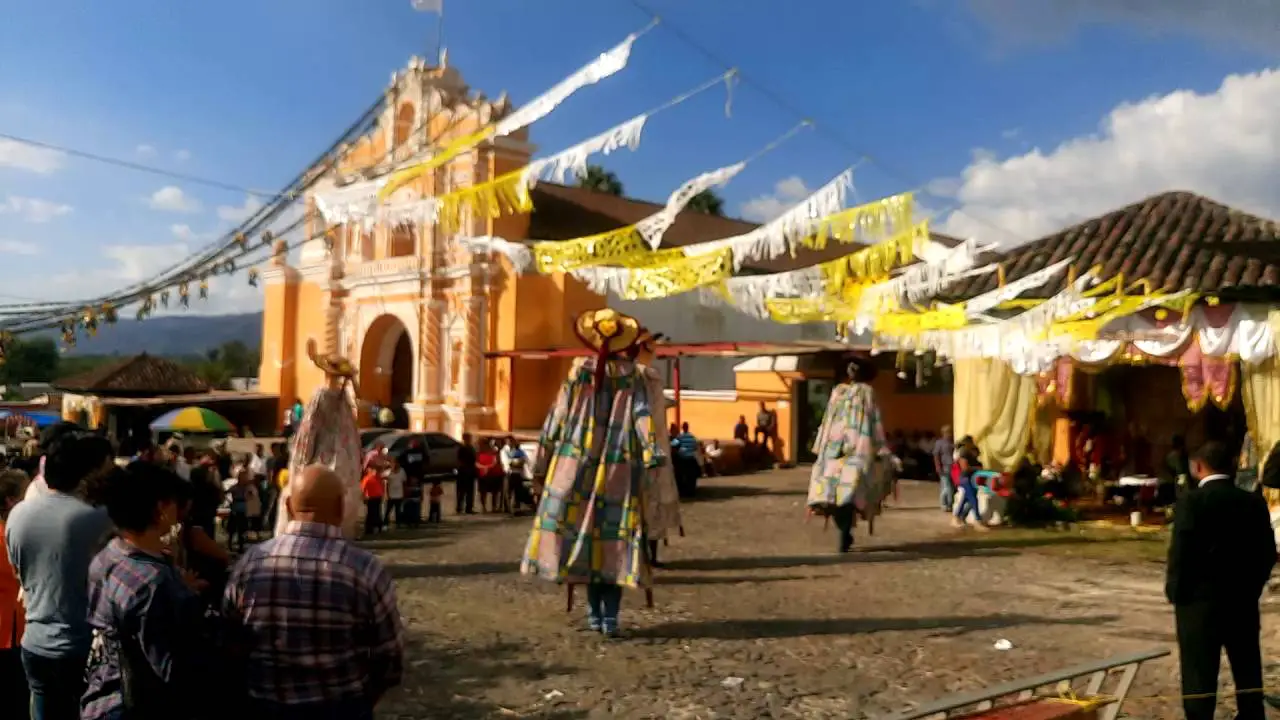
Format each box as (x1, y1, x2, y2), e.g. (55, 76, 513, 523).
(674, 432, 700, 459)
(222, 521, 404, 707)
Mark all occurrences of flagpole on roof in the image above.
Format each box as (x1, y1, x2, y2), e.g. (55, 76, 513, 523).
(435, 2, 445, 67)
(410, 0, 446, 65)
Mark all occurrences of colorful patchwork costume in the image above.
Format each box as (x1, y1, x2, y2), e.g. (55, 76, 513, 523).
(521, 309, 666, 633)
(807, 362, 893, 548)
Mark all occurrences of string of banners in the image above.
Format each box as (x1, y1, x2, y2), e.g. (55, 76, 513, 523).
(313, 25, 650, 228)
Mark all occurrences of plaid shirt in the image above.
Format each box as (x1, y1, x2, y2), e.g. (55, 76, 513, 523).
(223, 521, 404, 706)
(82, 538, 208, 720)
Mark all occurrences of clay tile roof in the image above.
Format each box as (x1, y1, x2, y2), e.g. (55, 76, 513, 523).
(529, 183, 963, 275)
(54, 353, 210, 396)
(946, 191, 1280, 300)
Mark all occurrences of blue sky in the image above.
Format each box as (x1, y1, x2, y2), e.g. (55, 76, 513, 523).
(0, 0, 1277, 313)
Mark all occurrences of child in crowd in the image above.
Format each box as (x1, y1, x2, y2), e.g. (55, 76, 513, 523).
(427, 479, 444, 523)
(952, 450, 986, 530)
(226, 469, 256, 552)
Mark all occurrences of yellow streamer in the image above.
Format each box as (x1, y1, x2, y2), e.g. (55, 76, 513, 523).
(621, 248, 734, 300)
(533, 227, 649, 274)
(819, 220, 929, 293)
(377, 125, 498, 201)
(797, 192, 915, 251)
(432, 169, 533, 234)
(875, 303, 968, 335)
(766, 287, 866, 324)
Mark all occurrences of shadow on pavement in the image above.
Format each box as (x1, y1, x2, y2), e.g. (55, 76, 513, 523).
(659, 547, 1017, 572)
(360, 516, 527, 552)
(686, 484, 807, 503)
(630, 613, 1121, 640)
(656, 573, 821, 586)
(383, 634, 586, 719)
(663, 532, 1147, 573)
(388, 561, 520, 579)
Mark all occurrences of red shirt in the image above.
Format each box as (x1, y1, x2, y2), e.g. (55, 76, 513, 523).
(360, 472, 385, 500)
(0, 525, 22, 649)
(476, 451, 502, 478)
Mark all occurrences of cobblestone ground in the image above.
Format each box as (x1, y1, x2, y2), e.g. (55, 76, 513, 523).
(365, 470, 1280, 719)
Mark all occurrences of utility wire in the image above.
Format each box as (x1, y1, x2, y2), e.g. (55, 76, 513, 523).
(0, 131, 280, 198)
(619, 0, 1029, 246)
(0, 92, 486, 332)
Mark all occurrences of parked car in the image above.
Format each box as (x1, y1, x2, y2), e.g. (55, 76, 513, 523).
(380, 431, 465, 477)
(360, 428, 394, 450)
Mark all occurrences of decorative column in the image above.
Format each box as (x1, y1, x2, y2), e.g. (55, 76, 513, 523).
(421, 297, 445, 403)
(463, 293, 485, 407)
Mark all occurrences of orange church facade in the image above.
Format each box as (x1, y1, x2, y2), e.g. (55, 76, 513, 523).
(257, 57, 600, 437)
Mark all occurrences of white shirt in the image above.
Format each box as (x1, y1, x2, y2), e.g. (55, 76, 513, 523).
(1198, 473, 1230, 488)
(174, 458, 192, 481)
(248, 454, 266, 477)
(386, 469, 406, 500)
(704, 444, 723, 459)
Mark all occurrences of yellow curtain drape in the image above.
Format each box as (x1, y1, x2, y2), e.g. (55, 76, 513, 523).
(1031, 404, 1057, 466)
(1242, 312, 1280, 510)
(952, 358, 1037, 473)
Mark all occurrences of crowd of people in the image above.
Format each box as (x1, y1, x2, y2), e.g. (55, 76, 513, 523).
(0, 423, 405, 720)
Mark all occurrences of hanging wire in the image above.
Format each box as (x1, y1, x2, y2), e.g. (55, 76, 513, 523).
(619, 0, 1032, 246)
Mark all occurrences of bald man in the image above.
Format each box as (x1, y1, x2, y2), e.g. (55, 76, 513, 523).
(223, 465, 404, 719)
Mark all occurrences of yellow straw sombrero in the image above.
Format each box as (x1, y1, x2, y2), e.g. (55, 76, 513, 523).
(573, 308, 643, 356)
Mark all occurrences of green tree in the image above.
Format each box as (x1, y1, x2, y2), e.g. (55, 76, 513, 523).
(188, 341, 261, 390)
(0, 337, 60, 387)
(686, 189, 725, 216)
(577, 164, 624, 196)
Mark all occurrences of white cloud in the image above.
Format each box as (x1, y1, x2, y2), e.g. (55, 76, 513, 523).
(967, 0, 1280, 54)
(100, 243, 192, 282)
(933, 67, 1280, 246)
(0, 239, 38, 256)
(217, 195, 265, 223)
(174, 149, 192, 162)
(135, 144, 157, 157)
(0, 196, 72, 223)
(147, 186, 202, 213)
(0, 138, 65, 174)
(739, 176, 813, 222)
(170, 224, 196, 241)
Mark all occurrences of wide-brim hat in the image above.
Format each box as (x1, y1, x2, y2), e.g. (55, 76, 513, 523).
(574, 308, 643, 356)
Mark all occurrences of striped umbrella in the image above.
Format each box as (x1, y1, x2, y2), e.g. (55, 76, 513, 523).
(149, 406, 234, 433)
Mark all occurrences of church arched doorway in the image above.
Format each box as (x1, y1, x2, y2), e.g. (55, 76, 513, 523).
(360, 314, 414, 429)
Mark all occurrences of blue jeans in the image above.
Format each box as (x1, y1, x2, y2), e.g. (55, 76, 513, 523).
(954, 478, 980, 523)
(22, 648, 88, 720)
(939, 468, 954, 510)
(586, 583, 623, 632)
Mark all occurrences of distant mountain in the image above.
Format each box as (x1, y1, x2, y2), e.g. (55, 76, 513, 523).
(40, 313, 263, 357)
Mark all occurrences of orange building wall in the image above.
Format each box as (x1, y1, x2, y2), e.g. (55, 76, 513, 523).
(257, 272, 299, 420)
(870, 373, 953, 433)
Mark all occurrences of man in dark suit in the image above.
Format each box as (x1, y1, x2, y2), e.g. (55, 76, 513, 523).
(1166, 441, 1276, 720)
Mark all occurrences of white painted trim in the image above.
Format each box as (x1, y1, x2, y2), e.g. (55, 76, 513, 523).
(662, 389, 739, 402)
(296, 263, 330, 283)
(733, 355, 801, 372)
(260, 266, 301, 285)
(345, 276, 424, 296)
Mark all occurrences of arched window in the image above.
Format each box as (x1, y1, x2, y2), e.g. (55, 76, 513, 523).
(392, 103, 415, 150)
(389, 224, 415, 257)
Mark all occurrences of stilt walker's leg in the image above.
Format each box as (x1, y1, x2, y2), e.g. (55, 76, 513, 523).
(645, 588, 654, 608)
(566, 584, 575, 612)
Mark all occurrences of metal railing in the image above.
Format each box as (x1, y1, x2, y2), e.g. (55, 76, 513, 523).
(881, 648, 1170, 720)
